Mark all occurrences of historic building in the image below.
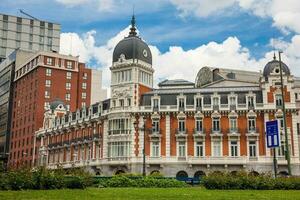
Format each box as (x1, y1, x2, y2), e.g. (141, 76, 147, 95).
(35, 16, 300, 177)
(7, 50, 106, 168)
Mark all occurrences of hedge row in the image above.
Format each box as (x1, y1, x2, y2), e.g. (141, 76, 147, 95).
(97, 175, 188, 188)
(202, 171, 300, 190)
(0, 167, 92, 190)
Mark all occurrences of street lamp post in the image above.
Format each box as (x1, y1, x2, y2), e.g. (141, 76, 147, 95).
(134, 116, 147, 177)
(278, 51, 292, 175)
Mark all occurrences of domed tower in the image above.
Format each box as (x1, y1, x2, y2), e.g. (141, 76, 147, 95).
(110, 15, 154, 108)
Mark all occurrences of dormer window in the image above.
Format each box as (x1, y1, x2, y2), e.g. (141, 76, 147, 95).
(248, 96, 254, 108)
(229, 96, 236, 105)
(276, 94, 283, 107)
(153, 99, 159, 108)
(196, 97, 202, 108)
(213, 97, 219, 106)
(179, 98, 185, 108)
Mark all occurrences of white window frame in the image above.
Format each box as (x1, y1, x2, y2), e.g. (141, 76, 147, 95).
(177, 141, 186, 157)
(82, 82, 87, 89)
(195, 141, 204, 157)
(46, 68, 52, 76)
(65, 93, 71, 101)
(151, 141, 160, 157)
(66, 82, 71, 90)
(212, 140, 222, 157)
(66, 72, 72, 79)
(45, 80, 51, 87)
(248, 140, 257, 158)
(45, 90, 50, 98)
(46, 57, 53, 65)
(82, 92, 86, 99)
(229, 140, 239, 157)
(66, 61, 72, 69)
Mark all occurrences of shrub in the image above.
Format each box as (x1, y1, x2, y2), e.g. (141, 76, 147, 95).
(202, 171, 300, 190)
(100, 175, 187, 188)
(64, 176, 87, 189)
(6, 169, 34, 190)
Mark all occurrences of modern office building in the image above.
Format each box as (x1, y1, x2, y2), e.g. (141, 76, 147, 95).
(35, 16, 300, 177)
(5, 50, 106, 168)
(0, 13, 60, 63)
(0, 49, 35, 167)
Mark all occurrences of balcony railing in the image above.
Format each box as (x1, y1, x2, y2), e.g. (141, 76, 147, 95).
(211, 128, 221, 134)
(246, 127, 259, 133)
(194, 128, 205, 135)
(175, 128, 187, 135)
(108, 129, 131, 135)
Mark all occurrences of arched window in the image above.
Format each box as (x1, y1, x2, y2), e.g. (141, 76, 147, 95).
(176, 171, 188, 180)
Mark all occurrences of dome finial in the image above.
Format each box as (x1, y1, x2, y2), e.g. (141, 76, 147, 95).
(129, 8, 137, 37)
(273, 52, 276, 60)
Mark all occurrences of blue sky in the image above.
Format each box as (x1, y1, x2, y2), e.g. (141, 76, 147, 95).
(1, 0, 299, 86)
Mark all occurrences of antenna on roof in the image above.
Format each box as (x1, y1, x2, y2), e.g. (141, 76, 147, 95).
(19, 9, 38, 20)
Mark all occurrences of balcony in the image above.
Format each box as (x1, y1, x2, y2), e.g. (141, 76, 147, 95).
(148, 129, 161, 138)
(210, 128, 221, 135)
(108, 129, 131, 135)
(193, 128, 205, 135)
(228, 128, 240, 134)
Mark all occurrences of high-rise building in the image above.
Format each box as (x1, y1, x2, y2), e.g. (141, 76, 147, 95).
(5, 50, 106, 168)
(0, 49, 35, 167)
(0, 13, 60, 63)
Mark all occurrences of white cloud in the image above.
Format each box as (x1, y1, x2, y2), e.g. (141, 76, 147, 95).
(55, 0, 115, 11)
(60, 26, 130, 88)
(60, 27, 300, 91)
(170, 0, 300, 34)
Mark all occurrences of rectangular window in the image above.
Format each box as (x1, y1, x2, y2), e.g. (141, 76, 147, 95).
(178, 119, 185, 132)
(195, 141, 204, 157)
(229, 117, 237, 132)
(83, 72, 88, 79)
(82, 82, 87, 89)
(248, 117, 256, 132)
(152, 120, 159, 133)
(213, 97, 219, 106)
(275, 95, 283, 107)
(82, 92, 86, 99)
(212, 118, 220, 132)
(65, 93, 70, 101)
(46, 57, 53, 65)
(178, 141, 186, 157)
(212, 141, 221, 157)
(45, 91, 50, 98)
(196, 118, 203, 132)
(151, 141, 160, 157)
(66, 61, 72, 69)
(46, 68, 52, 76)
(81, 102, 86, 108)
(249, 141, 257, 157)
(66, 82, 71, 90)
(196, 97, 202, 108)
(297, 123, 300, 135)
(45, 80, 51, 87)
(66, 72, 72, 79)
(229, 96, 236, 105)
(127, 98, 131, 106)
(179, 98, 185, 108)
(295, 93, 298, 100)
(153, 99, 159, 108)
(230, 141, 238, 157)
(248, 96, 254, 107)
(119, 99, 124, 107)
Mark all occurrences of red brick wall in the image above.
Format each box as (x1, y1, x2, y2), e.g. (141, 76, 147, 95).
(9, 59, 93, 168)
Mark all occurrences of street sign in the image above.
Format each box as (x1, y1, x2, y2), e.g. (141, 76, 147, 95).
(266, 120, 280, 148)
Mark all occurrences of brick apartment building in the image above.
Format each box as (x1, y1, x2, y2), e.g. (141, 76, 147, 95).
(7, 50, 106, 168)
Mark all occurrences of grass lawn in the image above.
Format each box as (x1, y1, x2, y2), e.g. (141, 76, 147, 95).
(1, 188, 300, 200)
